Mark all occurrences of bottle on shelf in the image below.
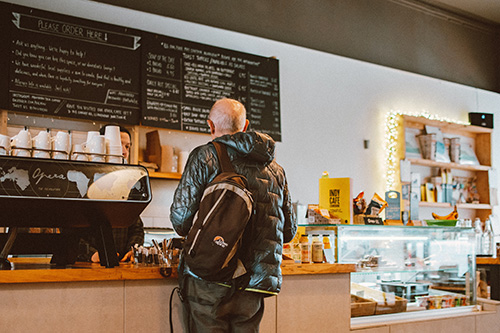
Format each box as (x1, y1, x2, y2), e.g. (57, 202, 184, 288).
(311, 234, 324, 263)
(323, 234, 331, 250)
(474, 218, 483, 255)
(322, 234, 334, 263)
(299, 234, 311, 263)
(482, 217, 494, 256)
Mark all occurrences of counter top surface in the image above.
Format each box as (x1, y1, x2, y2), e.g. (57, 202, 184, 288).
(0, 258, 168, 284)
(476, 257, 500, 265)
(0, 258, 355, 284)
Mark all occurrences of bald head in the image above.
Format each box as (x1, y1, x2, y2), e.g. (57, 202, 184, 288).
(207, 98, 249, 138)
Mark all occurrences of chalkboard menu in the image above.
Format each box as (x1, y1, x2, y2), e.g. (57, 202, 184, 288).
(141, 34, 281, 141)
(2, 3, 142, 124)
(0, 3, 281, 140)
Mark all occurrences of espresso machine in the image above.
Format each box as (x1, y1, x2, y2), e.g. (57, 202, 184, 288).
(0, 156, 151, 268)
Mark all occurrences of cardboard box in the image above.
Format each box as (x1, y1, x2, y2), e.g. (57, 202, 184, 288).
(306, 204, 342, 225)
(146, 130, 176, 173)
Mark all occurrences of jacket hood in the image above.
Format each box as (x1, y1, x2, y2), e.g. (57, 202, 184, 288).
(214, 131, 275, 165)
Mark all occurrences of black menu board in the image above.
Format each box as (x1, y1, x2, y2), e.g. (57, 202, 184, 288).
(0, 3, 282, 139)
(2, 3, 141, 124)
(141, 34, 281, 141)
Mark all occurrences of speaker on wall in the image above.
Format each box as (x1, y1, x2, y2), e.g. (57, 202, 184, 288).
(469, 112, 493, 129)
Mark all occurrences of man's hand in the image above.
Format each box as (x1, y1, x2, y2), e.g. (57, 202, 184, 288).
(91, 251, 100, 263)
(90, 252, 122, 263)
(120, 250, 134, 262)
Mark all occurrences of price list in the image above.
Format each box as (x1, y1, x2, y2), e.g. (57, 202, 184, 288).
(141, 34, 281, 141)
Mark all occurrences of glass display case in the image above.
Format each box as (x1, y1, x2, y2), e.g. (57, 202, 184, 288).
(335, 225, 476, 316)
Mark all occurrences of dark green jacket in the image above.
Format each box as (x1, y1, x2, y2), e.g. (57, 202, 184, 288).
(170, 131, 296, 294)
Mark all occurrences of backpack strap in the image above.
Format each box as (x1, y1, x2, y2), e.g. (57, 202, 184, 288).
(212, 141, 235, 173)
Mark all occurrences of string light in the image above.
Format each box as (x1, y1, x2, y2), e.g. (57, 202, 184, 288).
(384, 110, 469, 191)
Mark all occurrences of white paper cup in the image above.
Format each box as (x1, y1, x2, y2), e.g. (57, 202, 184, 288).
(72, 143, 85, 154)
(104, 125, 121, 147)
(90, 154, 105, 163)
(12, 148, 31, 157)
(11, 129, 32, 149)
(52, 152, 68, 160)
(32, 130, 51, 150)
(72, 153, 88, 161)
(0, 134, 11, 153)
(33, 150, 51, 159)
(106, 144, 122, 154)
(106, 144, 122, 162)
(107, 156, 123, 164)
(85, 135, 106, 154)
(52, 131, 70, 154)
(86, 131, 100, 144)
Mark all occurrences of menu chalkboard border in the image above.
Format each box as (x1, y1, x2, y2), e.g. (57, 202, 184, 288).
(11, 12, 142, 51)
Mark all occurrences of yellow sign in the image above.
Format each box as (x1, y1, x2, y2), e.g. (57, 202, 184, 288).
(319, 177, 352, 224)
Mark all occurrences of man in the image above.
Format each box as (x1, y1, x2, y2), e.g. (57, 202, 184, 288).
(170, 98, 296, 332)
(77, 124, 144, 263)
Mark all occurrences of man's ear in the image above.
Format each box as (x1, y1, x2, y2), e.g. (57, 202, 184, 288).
(243, 119, 249, 132)
(207, 119, 216, 135)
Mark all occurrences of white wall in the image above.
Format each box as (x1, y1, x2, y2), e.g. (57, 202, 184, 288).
(5, 0, 500, 229)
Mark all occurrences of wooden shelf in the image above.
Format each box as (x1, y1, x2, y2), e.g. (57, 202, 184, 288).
(419, 202, 492, 210)
(403, 115, 492, 135)
(148, 171, 182, 180)
(457, 203, 492, 210)
(408, 158, 490, 171)
(476, 257, 500, 265)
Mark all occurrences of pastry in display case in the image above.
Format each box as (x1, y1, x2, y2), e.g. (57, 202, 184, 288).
(335, 225, 476, 316)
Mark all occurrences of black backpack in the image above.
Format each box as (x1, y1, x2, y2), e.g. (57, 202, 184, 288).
(183, 141, 254, 282)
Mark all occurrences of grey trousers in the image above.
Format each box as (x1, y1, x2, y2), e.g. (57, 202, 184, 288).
(182, 275, 265, 333)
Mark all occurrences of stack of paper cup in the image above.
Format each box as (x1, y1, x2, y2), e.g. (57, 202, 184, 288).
(106, 146, 123, 163)
(11, 128, 32, 157)
(0, 134, 11, 156)
(86, 131, 100, 144)
(71, 143, 88, 161)
(86, 135, 106, 162)
(52, 131, 70, 160)
(104, 125, 123, 163)
(32, 129, 51, 159)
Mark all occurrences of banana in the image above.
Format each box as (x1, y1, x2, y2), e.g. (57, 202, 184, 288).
(432, 205, 458, 220)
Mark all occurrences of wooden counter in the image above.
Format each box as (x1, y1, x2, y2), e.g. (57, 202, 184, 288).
(0, 257, 355, 284)
(476, 256, 500, 265)
(1, 258, 497, 333)
(0, 258, 167, 284)
(281, 261, 356, 275)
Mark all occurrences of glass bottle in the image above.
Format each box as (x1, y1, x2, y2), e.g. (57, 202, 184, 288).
(299, 234, 311, 263)
(474, 218, 483, 255)
(311, 234, 324, 263)
(322, 234, 333, 263)
(483, 217, 494, 256)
